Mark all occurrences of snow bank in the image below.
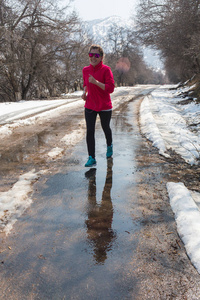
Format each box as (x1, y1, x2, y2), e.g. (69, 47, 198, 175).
(167, 182, 200, 273)
(140, 86, 200, 165)
(140, 95, 170, 158)
(0, 99, 83, 139)
(47, 120, 86, 159)
(0, 170, 40, 235)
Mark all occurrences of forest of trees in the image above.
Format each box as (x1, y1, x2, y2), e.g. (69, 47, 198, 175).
(0, 0, 199, 102)
(0, 0, 91, 101)
(102, 23, 164, 87)
(136, 0, 200, 83)
(0, 0, 164, 101)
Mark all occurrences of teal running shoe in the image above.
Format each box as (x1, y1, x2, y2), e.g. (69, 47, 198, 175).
(85, 156, 96, 167)
(106, 145, 113, 158)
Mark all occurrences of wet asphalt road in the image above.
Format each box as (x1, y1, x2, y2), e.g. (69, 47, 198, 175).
(1, 89, 200, 299)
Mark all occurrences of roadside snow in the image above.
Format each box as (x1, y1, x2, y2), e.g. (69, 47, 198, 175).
(140, 95, 170, 158)
(0, 170, 41, 235)
(0, 98, 83, 139)
(0, 99, 74, 124)
(47, 147, 64, 159)
(167, 182, 200, 273)
(140, 85, 200, 165)
(140, 84, 200, 273)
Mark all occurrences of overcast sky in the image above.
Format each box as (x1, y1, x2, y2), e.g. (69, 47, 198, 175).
(68, 0, 139, 21)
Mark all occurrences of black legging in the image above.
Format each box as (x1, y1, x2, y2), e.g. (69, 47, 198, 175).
(85, 108, 112, 158)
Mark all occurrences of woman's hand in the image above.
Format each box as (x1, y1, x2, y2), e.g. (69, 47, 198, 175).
(89, 74, 105, 90)
(82, 92, 87, 101)
(82, 86, 87, 101)
(89, 75, 97, 84)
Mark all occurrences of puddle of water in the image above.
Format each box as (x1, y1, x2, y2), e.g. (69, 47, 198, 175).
(37, 101, 140, 267)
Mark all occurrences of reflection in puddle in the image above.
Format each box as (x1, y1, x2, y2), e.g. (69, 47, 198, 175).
(85, 158, 116, 264)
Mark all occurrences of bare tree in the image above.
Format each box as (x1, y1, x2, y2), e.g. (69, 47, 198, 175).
(104, 23, 160, 85)
(136, 0, 200, 82)
(0, 0, 85, 101)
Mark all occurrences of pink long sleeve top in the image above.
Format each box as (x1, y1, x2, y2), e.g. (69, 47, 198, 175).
(82, 61, 115, 112)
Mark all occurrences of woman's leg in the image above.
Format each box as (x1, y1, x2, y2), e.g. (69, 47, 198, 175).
(85, 108, 97, 158)
(99, 110, 112, 146)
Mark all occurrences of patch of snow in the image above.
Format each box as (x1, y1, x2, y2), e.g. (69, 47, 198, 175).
(48, 147, 64, 158)
(167, 182, 200, 274)
(0, 170, 40, 235)
(61, 120, 85, 146)
(140, 95, 170, 158)
(140, 85, 200, 165)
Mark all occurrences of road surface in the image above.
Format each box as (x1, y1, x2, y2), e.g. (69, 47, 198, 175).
(0, 87, 200, 299)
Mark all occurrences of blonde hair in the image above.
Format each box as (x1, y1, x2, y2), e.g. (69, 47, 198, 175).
(89, 44, 104, 57)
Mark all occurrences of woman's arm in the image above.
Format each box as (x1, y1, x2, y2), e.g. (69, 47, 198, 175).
(89, 75, 105, 91)
(82, 86, 88, 100)
(89, 67, 115, 93)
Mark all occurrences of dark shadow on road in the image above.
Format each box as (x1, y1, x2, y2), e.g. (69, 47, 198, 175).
(85, 158, 116, 264)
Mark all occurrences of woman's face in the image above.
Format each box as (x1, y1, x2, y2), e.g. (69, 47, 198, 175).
(89, 48, 102, 67)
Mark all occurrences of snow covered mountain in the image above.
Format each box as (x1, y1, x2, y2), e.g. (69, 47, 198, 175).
(84, 15, 132, 47)
(84, 16, 163, 70)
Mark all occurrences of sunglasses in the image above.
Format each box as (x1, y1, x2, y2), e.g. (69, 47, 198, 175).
(89, 53, 101, 58)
